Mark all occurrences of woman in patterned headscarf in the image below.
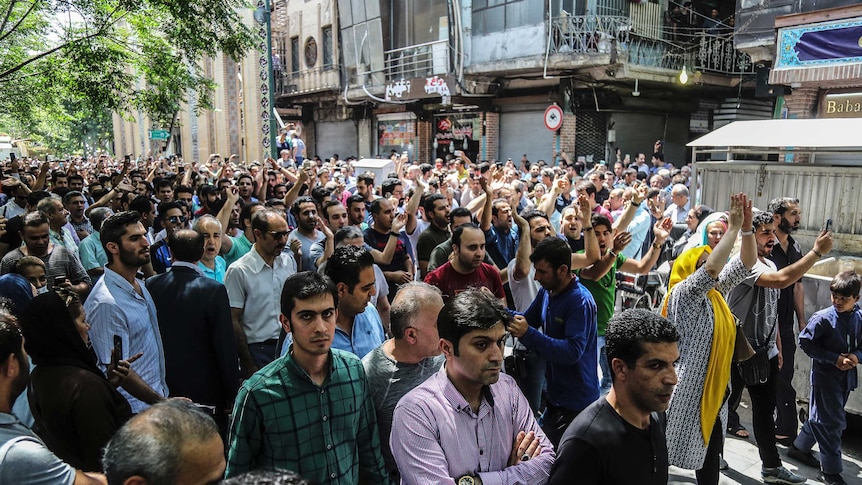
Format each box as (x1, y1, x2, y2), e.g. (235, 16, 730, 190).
(662, 193, 756, 484)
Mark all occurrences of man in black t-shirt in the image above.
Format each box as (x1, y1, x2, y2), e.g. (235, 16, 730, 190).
(549, 309, 680, 485)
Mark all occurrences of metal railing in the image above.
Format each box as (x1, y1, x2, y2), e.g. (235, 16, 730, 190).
(274, 65, 341, 97)
(384, 39, 450, 81)
(693, 33, 754, 75)
(551, 15, 631, 54)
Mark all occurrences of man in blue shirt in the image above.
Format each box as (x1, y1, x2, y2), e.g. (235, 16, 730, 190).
(509, 236, 599, 446)
(325, 245, 385, 359)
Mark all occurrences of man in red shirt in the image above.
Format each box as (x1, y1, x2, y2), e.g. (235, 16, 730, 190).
(423, 223, 505, 303)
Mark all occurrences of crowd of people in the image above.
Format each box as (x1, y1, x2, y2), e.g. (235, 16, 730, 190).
(0, 141, 858, 485)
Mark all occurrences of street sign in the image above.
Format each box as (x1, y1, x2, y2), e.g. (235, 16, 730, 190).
(544, 104, 563, 131)
(149, 130, 170, 141)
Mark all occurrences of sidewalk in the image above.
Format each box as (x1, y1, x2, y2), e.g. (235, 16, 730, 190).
(668, 396, 862, 484)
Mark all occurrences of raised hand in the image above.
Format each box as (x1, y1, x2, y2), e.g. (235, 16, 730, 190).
(612, 231, 632, 252)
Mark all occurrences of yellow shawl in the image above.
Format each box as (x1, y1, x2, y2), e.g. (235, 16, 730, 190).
(662, 246, 735, 446)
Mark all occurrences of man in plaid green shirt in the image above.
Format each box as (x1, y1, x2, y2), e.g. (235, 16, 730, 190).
(226, 272, 390, 485)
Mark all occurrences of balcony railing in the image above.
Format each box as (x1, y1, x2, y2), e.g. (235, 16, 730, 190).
(275, 65, 340, 97)
(549, 15, 754, 75)
(384, 39, 450, 81)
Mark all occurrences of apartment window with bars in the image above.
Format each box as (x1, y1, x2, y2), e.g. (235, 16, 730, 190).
(322, 26, 333, 69)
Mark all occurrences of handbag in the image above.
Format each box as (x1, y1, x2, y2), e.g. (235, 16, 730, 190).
(732, 319, 756, 363)
(737, 345, 770, 385)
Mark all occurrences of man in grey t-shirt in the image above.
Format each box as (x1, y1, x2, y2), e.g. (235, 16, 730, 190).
(361, 282, 444, 482)
(724, 211, 833, 484)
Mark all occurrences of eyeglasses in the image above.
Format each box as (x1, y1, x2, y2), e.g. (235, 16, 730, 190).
(167, 216, 188, 224)
(267, 230, 290, 239)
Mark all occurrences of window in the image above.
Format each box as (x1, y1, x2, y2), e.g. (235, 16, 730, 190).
(322, 26, 333, 69)
(473, 0, 543, 36)
(290, 36, 300, 73)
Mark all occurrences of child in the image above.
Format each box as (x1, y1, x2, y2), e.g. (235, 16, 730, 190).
(789, 270, 862, 485)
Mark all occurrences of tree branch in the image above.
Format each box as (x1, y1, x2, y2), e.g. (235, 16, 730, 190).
(0, 0, 18, 37)
(0, 0, 39, 44)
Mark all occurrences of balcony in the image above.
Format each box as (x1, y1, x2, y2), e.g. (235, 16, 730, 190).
(274, 65, 340, 98)
(384, 39, 450, 82)
(549, 14, 754, 76)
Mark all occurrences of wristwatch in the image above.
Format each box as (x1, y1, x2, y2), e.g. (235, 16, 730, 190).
(458, 476, 479, 485)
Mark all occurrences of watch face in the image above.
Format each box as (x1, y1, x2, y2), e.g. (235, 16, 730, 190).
(458, 477, 474, 485)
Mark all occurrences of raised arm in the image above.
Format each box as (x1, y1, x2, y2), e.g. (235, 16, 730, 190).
(705, 193, 748, 278)
(510, 211, 532, 282)
(571, 195, 600, 270)
(479, 177, 493, 232)
(612, 183, 647, 232)
(217, 187, 241, 254)
(404, 177, 424, 235)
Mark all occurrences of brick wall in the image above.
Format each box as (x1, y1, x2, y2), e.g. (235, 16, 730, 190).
(782, 87, 819, 119)
(417, 119, 431, 165)
(559, 113, 577, 161)
(483, 111, 499, 161)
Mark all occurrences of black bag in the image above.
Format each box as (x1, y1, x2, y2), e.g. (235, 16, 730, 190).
(737, 345, 770, 386)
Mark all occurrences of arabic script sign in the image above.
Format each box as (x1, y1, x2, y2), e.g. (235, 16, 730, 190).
(384, 75, 455, 102)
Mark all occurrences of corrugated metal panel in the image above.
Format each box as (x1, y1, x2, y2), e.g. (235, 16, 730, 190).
(694, 161, 862, 235)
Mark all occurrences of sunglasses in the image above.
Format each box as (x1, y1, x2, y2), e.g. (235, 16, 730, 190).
(267, 230, 290, 239)
(167, 216, 188, 224)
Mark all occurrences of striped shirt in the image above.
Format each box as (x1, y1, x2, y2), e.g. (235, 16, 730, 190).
(226, 348, 390, 485)
(84, 267, 168, 413)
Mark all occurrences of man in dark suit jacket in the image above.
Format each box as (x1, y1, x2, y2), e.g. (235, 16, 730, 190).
(146, 229, 240, 434)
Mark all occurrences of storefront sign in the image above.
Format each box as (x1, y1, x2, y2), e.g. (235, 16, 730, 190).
(385, 75, 454, 102)
(819, 92, 862, 118)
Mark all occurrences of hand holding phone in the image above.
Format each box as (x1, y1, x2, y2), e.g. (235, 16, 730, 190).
(112, 335, 123, 368)
(824, 218, 833, 232)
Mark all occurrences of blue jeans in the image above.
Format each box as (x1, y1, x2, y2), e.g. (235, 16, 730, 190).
(597, 335, 612, 389)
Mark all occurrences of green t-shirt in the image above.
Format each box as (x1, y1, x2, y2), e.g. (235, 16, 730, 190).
(576, 252, 626, 336)
(223, 233, 253, 269)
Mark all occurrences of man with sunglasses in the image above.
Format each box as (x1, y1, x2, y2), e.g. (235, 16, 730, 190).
(225, 209, 298, 376)
(149, 202, 186, 274)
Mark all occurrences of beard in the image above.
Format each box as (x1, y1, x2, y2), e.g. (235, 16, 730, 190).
(777, 217, 797, 234)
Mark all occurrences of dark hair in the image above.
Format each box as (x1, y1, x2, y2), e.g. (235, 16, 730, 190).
(766, 197, 799, 216)
(830, 271, 862, 298)
(522, 210, 549, 226)
(168, 229, 204, 263)
(490, 198, 510, 218)
(100, 211, 142, 264)
(51, 171, 67, 183)
(237, 173, 254, 185)
(321, 200, 343, 221)
(437, 288, 511, 355)
(265, 198, 286, 208)
(692, 205, 713, 226)
(357, 172, 375, 186)
(381, 178, 402, 198)
(68, 174, 84, 185)
(26, 190, 51, 208)
(652, 152, 664, 162)
(451, 222, 481, 248)
(158, 201, 182, 220)
(576, 180, 596, 196)
(346, 194, 365, 209)
(280, 271, 338, 318)
(605, 309, 679, 381)
(370, 198, 387, 215)
(103, 399, 219, 485)
(61, 190, 84, 205)
(422, 193, 446, 215)
(530, 236, 571, 271)
(390, 282, 443, 340)
(325, 245, 374, 290)
(752, 211, 775, 230)
(136, 180, 153, 194)
(448, 207, 473, 226)
(129, 195, 154, 215)
(0, 313, 23, 371)
(240, 202, 264, 229)
(154, 179, 173, 192)
(590, 213, 612, 231)
(175, 184, 193, 196)
(291, 195, 316, 216)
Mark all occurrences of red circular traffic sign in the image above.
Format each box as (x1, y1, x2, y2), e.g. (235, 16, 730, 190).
(544, 104, 563, 131)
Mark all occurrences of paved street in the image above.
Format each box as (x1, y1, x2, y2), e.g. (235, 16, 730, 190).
(669, 392, 862, 484)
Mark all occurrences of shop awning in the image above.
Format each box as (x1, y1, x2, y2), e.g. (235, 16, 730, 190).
(687, 118, 862, 148)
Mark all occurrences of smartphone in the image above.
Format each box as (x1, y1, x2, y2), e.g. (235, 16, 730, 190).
(124, 154, 131, 162)
(824, 218, 832, 232)
(53, 276, 66, 287)
(9, 153, 15, 162)
(112, 335, 123, 368)
(302, 160, 313, 171)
